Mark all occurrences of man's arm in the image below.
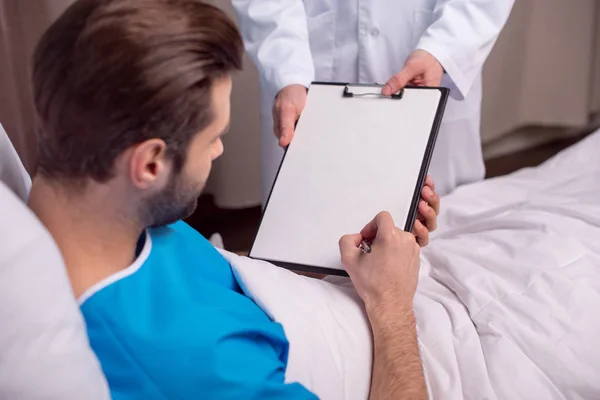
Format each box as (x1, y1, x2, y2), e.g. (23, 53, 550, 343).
(230, 0, 314, 96)
(367, 304, 426, 400)
(416, 0, 516, 99)
(339, 212, 428, 399)
(384, 0, 515, 99)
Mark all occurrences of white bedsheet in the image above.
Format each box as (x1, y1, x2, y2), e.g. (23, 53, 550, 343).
(223, 128, 600, 400)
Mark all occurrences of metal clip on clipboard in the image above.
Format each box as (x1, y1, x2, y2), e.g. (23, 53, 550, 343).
(342, 83, 404, 100)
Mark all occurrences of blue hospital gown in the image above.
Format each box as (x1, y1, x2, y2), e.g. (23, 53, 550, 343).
(79, 221, 316, 399)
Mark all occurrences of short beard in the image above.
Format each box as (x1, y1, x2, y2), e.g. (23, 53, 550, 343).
(140, 170, 203, 228)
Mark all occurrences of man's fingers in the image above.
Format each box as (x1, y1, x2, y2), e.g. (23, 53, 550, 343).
(423, 69, 444, 87)
(422, 175, 439, 215)
(413, 220, 429, 247)
(431, 190, 440, 216)
(360, 211, 396, 241)
(359, 216, 379, 241)
(418, 200, 438, 232)
(339, 233, 363, 266)
(382, 67, 415, 96)
(421, 184, 440, 216)
(339, 233, 363, 248)
(425, 175, 435, 191)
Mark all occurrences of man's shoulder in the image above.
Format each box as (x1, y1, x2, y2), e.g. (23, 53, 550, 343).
(147, 220, 215, 254)
(148, 220, 204, 242)
(145, 220, 236, 288)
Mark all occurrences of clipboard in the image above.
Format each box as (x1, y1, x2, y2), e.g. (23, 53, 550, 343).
(249, 82, 449, 276)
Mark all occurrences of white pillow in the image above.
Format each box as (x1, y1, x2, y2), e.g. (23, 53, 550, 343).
(220, 250, 373, 400)
(0, 181, 110, 399)
(0, 123, 31, 201)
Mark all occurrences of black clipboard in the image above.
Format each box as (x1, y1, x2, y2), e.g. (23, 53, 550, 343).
(249, 82, 449, 276)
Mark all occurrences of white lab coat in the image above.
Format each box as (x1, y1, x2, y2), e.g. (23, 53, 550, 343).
(232, 0, 515, 203)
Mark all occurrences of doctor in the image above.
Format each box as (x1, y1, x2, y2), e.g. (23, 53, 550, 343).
(232, 0, 515, 201)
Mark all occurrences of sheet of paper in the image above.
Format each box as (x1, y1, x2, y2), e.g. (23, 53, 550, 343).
(250, 84, 444, 271)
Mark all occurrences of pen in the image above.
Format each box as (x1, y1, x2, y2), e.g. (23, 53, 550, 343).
(359, 239, 371, 254)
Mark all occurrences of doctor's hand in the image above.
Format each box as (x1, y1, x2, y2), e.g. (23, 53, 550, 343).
(413, 175, 439, 247)
(273, 84, 307, 147)
(382, 49, 444, 96)
(339, 211, 420, 310)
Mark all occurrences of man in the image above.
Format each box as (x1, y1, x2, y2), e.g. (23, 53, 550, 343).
(232, 0, 516, 200)
(27, 0, 439, 398)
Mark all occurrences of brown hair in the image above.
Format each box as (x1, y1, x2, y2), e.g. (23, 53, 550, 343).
(32, 0, 243, 182)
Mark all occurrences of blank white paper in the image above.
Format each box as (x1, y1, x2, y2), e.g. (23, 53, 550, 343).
(250, 84, 444, 271)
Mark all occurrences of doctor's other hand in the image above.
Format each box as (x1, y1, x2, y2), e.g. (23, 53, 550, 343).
(339, 211, 420, 311)
(414, 175, 440, 247)
(273, 84, 307, 147)
(382, 49, 444, 96)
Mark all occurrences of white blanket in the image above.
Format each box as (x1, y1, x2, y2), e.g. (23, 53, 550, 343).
(221, 129, 600, 400)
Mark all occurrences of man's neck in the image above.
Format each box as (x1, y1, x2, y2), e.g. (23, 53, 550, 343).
(28, 176, 143, 299)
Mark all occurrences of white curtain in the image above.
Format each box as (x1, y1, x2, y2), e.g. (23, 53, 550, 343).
(1, 0, 599, 208)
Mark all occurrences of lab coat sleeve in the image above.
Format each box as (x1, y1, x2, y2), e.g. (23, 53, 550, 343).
(415, 0, 515, 100)
(230, 0, 315, 96)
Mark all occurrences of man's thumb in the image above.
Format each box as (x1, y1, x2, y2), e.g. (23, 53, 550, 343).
(382, 67, 414, 96)
(277, 104, 299, 144)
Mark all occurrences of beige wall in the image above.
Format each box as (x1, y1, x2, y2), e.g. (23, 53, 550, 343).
(481, 0, 600, 159)
(0, 0, 74, 171)
(204, 0, 262, 208)
(592, 5, 600, 114)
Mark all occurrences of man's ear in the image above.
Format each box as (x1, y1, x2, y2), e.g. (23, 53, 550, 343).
(129, 139, 171, 190)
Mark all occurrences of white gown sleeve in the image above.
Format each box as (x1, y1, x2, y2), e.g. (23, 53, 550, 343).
(416, 0, 516, 99)
(230, 0, 315, 95)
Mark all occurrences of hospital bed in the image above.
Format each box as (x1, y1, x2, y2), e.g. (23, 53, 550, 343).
(223, 128, 600, 400)
(1, 124, 599, 399)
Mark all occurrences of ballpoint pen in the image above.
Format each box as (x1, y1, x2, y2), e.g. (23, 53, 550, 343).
(358, 239, 371, 254)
